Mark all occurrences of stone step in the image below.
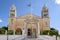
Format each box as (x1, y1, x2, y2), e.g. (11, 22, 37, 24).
(23, 38, 38, 40)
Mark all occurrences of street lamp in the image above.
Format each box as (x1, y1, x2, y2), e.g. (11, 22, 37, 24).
(7, 30, 8, 40)
(56, 35, 57, 40)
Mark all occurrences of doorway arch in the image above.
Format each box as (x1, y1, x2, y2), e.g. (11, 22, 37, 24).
(16, 28, 22, 35)
(27, 28, 32, 36)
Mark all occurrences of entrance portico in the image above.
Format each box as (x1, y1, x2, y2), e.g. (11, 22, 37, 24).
(24, 19, 40, 38)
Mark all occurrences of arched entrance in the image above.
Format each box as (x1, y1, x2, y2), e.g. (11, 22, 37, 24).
(27, 28, 37, 38)
(24, 18, 40, 38)
(27, 28, 32, 38)
(16, 28, 22, 35)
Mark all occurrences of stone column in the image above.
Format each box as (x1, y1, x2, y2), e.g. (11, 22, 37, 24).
(22, 29, 25, 35)
(13, 29, 15, 35)
(36, 23, 38, 38)
(37, 22, 40, 37)
(5, 30, 7, 35)
(24, 22, 27, 37)
(13, 24, 16, 35)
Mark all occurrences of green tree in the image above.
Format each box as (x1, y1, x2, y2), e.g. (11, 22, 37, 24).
(42, 30, 58, 36)
(50, 28, 55, 30)
(2, 26, 8, 30)
(0, 26, 8, 34)
(0, 28, 5, 34)
(50, 28, 58, 35)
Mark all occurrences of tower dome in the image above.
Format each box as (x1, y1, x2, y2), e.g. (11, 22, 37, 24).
(41, 4, 49, 18)
(42, 4, 48, 12)
(10, 4, 16, 10)
(10, 4, 16, 17)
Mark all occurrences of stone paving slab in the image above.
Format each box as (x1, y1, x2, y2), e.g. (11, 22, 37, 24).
(0, 35, 60, 40)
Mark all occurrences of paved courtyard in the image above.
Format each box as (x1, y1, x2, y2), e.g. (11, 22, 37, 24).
(0, 35, 60, 40)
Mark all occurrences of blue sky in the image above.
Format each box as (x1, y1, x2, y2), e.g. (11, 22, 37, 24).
(0, 0, 60, 34)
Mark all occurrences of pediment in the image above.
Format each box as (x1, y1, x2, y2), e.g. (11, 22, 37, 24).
(17, 14, 41, 19)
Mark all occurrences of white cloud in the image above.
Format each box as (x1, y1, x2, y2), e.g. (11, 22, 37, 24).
(0, 19, 2, 23)
(55, 0, 60, 4)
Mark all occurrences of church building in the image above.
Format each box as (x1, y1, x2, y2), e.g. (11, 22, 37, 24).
(8, 4, 50, 37)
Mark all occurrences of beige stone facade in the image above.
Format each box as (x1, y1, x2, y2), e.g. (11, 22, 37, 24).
(8, 4, 50, 37)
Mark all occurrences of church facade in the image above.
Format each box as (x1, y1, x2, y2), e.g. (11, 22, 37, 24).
(8, 4, 50, 37)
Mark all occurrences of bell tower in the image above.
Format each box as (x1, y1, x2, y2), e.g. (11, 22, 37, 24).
(10, 4, 16, 17)
(41, 4, 49, 18)
(8, 4, 17, 30)
(41, 4, 50, 30)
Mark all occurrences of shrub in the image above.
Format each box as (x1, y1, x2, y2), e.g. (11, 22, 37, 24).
(15, 31, 22, 35)
(42, 30, 49, 35)
(8, 30, 13, 35)
(0, 28, 5, 34)
(15, 28, 22, 35)
(42, 30, 58, 36)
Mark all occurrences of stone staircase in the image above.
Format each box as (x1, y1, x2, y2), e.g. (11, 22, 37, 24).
(12, 37, 48, 40)
(23, 36, 50, 40)
(23, 38, 38, 40)
(11, 37, 38, 40)
(0, 35, 60, 40)
(9, 35, 60, 40)
(22, 37, 48, 40)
